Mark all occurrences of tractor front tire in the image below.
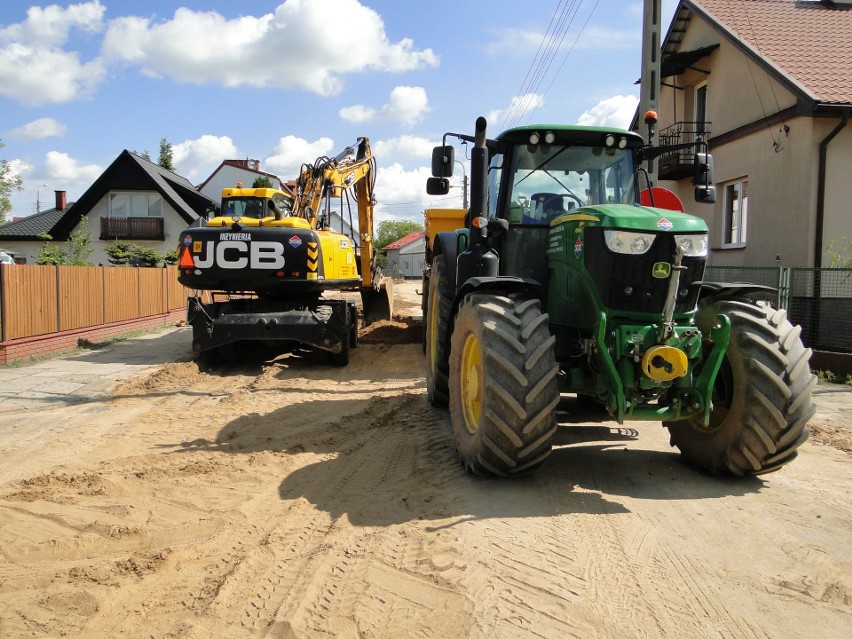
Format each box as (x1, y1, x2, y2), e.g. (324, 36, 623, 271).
(426, 255, 453, 406)
(665, 299, 815, 476)
(448, 292, 559, 476)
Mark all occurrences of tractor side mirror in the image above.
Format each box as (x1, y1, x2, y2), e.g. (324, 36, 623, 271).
(431, 145, 455, 178)
(694, 152, 714, 183)
(426, 177, 450, 196)
(694, 185, 717, 203)
(693, 152, 716, 203)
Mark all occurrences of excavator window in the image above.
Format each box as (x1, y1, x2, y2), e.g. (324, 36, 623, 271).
(224, 197, 267, 219)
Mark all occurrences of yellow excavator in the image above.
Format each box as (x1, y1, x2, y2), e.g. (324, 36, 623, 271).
(176, 138, 392, 365)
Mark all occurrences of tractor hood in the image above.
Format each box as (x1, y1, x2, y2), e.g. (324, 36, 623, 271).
(553, 204, 709, 234)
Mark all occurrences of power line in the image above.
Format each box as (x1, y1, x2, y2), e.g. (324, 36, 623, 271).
(502, 0, 598, 130)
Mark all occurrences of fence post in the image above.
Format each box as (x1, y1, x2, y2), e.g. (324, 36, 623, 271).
(55, 264, 61, 332)
(0, 264, 6, 343)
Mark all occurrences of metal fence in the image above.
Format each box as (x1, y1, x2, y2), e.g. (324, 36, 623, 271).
(705, 265, 852, 353)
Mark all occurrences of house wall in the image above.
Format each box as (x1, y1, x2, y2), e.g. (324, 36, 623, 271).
(85, 195, 194, 265)
(199, 166, 284, 202)
(823, 124, 852, 266)
(385, 238, 426, 278)
(1, 194, 195, 265)
(656, 16, 851, 268)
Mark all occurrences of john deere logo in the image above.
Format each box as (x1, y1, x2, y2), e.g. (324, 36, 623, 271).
(652, 262, 671, 278)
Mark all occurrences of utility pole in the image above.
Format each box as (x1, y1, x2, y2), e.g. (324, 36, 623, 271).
(639, 0, 662, 179)
(455, 160, 469, 209)
(462, 173, 469, 210)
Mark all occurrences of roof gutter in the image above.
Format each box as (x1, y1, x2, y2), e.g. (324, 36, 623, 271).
(815, 109, 850, 267)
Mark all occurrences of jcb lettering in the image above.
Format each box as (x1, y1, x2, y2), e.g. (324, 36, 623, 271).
(193, 240, 286, 269)
(251, 241, 286, 268)
(217, 241, 248, 269)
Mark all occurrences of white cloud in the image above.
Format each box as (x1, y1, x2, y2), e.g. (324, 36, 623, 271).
(102, 1, 438, 96)
(8, 118, 67, 141)
(0, 1, 106, 105)
(386, 86, 429, 127)
(373, 162, 473, 226)
(340, 86, 429, 127)
(263, 135, 336, 181)
(486, 93, 544, 128)
(7, 158, 33, 182)
(577, 95, 639, 129)
(373, 135, 435, 162)
(172, 135, 240, 182)
(339, 104, 378, 124)
(484, 27, 547, 57)
(44, 151, 102, 182)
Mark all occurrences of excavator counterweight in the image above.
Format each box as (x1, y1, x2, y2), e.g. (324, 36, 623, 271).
(176, 138, 392, 365)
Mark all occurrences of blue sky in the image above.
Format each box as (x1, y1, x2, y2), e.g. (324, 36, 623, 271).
(1, 0, 678, 224)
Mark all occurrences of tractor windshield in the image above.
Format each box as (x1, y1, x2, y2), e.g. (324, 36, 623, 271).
(502, 144, 636, 225)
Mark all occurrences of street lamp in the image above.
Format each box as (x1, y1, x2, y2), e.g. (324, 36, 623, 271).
(36, 184, 48, 213)
(454, 160, 469, 210)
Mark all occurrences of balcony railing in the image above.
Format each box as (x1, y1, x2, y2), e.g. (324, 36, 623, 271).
(656, 121, 710, 180)
(100, 216, 165, 241)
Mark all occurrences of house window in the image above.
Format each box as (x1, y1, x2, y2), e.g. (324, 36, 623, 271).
(695, 83, 708, 135)
(722, 178, 748, 247)
(109, 192, 163, 217)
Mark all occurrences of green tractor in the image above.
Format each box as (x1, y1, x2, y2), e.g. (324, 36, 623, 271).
(423, 116, 814, 477)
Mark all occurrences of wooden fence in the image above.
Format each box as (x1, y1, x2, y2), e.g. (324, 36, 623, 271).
(0, 264, 204, 364)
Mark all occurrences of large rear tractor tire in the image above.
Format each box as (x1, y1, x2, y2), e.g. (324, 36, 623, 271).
(448, 292, 560, 476)
(426, 255, 453, 406)
(665, 299, 815, 476)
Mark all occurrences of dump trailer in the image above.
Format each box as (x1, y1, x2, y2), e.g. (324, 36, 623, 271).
(177, 138, 391, 365)
(423, 115, 814, 477)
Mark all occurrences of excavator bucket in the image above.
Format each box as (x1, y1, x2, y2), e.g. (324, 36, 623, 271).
(361, 277, 394, 325)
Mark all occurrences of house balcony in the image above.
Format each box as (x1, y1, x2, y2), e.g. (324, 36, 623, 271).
(100, 216, 165, 241)
(656, 121, 711, 180)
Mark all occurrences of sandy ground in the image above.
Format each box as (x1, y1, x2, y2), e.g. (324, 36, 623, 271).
(0, 281, 850, 638)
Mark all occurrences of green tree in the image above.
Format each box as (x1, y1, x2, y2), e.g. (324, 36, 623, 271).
(252, 175, 273, 188)
(1, 139, 24, 224)
(158, 138, 174, 171)
(34, 217, 94, 265)
(35, 233, 67, 264)
(66, 216, 94, 265)
(106, 240, 169, 267)
(376, 220, 423, 250)
(826, 237, 852, 268)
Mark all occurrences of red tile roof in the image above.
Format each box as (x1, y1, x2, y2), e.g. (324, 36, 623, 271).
(690, 0, 852, 105)
(383, 230, 425, 250)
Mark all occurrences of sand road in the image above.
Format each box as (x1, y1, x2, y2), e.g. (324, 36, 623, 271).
(0, 282, 850, 638)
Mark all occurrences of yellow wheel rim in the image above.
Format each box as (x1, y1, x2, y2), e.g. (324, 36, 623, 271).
(460, 333, 483, 434)
(427, 295, 439, 370)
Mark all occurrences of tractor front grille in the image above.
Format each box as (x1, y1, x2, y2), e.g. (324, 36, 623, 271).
(583, 227, 705, 315)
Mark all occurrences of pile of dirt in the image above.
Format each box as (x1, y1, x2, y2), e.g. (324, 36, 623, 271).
(359, 317, 422, 344)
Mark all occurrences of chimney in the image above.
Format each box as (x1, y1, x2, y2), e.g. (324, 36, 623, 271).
(55, 190, 67, 211)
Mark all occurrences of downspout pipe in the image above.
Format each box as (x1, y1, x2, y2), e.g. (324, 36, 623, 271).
(815, 109, 849, 268)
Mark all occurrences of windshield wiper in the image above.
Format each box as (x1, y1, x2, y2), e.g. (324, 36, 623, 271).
(514, 145, 571, 187)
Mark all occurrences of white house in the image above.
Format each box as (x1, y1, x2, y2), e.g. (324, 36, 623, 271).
(383, 231, 426, 279)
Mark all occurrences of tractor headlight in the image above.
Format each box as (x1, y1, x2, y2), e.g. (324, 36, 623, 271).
(604, 230, 655, 255)
(674, 233, 708, 257)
